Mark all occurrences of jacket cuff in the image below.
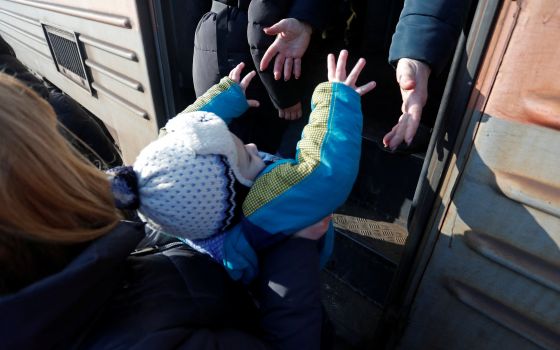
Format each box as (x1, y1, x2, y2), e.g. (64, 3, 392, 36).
(183, 77, 249, 124)
(388, 0, 467, 75)
(223, 226, 259, 284)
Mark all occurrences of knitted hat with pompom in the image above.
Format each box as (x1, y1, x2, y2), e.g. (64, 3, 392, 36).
(108, 111, 251, 240)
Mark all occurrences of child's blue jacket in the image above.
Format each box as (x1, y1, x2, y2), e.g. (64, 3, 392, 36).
(183, 77, 363, 282)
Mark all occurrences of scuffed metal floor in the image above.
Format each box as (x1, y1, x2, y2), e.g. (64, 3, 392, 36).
(322, 214, 409, 349)
(333, 214, 407, 264)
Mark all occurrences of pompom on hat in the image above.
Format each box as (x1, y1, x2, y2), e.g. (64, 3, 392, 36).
(108, 111, 252, 240)
(162, 111, 253, 187)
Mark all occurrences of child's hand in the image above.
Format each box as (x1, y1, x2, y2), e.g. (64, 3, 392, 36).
(294, 215, 332, 240)
(228, 62, 260, 108)
(327, 50, 376, 96)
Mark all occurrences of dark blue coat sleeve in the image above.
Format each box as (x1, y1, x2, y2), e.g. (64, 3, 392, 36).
(288, 0, 330, 31)
(388, 0, 470, 75)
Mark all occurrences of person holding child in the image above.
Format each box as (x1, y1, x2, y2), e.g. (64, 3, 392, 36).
(107, 50, 374, 349)
(0, 49, 372, 349)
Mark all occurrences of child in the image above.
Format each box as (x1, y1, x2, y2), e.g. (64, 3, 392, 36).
(110, 50, 375, 282)
(109, 50, 373, 349)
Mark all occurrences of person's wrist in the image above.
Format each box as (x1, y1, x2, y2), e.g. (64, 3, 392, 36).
(301, 21, 312, 35)
(400, 58, 431, 77)
(290, 18, 313, 35)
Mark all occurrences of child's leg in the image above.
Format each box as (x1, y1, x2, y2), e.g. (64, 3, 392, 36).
(251, 237, 329, 350)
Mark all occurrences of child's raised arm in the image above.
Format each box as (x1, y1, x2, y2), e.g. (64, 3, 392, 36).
(242, 50, 375, 235)
(179, 63, 259, 124)
(222, 51, 376, 280)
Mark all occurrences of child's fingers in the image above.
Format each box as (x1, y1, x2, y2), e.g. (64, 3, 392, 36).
(247, 99, 260, 108)
(230, 62, 245, 82)
(327, 53, 336, 81)
(240, 70, 257, 90)
(335, 50, 348, 81)
(346, 58, 366, 86)
(294, 215, 332, 240)
(355, 81, 376, 96)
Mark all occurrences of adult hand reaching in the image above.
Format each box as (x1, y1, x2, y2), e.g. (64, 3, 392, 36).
(260, 18, 312, 81)
(228, 62, 260, 108)
(327, 50, 376, 96)
(383, 58, 431, 151)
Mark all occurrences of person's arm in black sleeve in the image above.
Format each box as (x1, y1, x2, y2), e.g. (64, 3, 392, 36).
(0, 35, 15, 56)
(176, 329, 270, 350)
(388, 0, 469, 75)
(287, 0, 329, 31)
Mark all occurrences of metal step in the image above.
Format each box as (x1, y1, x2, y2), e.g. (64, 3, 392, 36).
(322, 137, 425, 348)
(333, 214, 407, 264)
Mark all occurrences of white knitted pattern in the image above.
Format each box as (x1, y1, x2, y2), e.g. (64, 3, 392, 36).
(133, 112, 246, 240)
(165, 111, 253, 186)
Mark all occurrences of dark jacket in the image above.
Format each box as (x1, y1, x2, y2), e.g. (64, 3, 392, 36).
(0, 35, 122, 167)
(247, 0, 329, 109)
(48, 89, 123, 168)
(193, 0, 327, 109)
(0, 36, 49, 99)
(388, 0, 471, 74)
(192, 0, 330, 153)
(0, 222, 267, 349)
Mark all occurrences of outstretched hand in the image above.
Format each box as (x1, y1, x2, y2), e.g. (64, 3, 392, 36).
(327, 50, 376, 96)
(260, 18, 312, 81)
(383, 58, 430, 150)
(228, 62, 260, 108)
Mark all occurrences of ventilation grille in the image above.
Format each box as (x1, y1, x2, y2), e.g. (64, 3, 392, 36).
(43, 24, 91, 93)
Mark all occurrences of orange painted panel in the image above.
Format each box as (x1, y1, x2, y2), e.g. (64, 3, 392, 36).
(485, 1, 560, 130)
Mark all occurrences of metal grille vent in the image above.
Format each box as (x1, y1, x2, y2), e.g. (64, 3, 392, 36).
(43, 24, 91, 93)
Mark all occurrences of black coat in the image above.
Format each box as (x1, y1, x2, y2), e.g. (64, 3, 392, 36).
(0, 222, 268, 349)
(0, 35, 122, 167)
(389, 0, 471, 75)
(0, 36, 49, 99)
(191, 0, 330, 153)
(193, 0, 327, 109)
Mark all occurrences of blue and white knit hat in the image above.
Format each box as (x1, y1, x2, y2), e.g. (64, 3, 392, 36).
(109, 111, 252, 240)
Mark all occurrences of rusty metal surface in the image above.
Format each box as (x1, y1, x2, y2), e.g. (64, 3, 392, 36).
(446, 279, 560, 350)
(465, 231, 560, 294)
(398, 118, 560, 350)
(494, 170, 560, 219)
(484, 1, 560, 130)
(521, 92, 560, 131)
(397, 1, 560, 349)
